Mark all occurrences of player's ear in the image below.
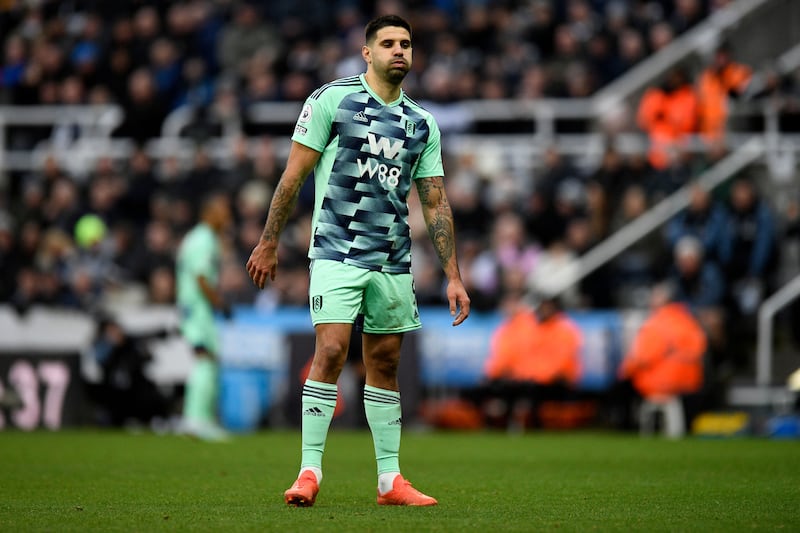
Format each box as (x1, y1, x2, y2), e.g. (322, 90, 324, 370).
(362, 45, 371, 64)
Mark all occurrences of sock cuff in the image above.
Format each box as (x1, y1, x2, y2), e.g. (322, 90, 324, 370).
(303, 379, 338, 406)
(364, 385, 400, 405)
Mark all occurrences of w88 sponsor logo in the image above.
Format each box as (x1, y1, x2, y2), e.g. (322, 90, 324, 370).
(357, 158, 401, 187)
(357, 132, 403, 187)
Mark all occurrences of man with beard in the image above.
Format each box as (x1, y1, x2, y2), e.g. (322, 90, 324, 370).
(247, 15, 470, 507)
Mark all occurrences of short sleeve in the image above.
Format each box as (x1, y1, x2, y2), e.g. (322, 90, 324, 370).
(412, 115, 444, 179)
(185, 230, 216, 278)
(291, 93, 333, 152)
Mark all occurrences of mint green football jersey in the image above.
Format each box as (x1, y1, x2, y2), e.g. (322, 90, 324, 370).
(292, 74, 444, 274)
(176, 223, 220, 351)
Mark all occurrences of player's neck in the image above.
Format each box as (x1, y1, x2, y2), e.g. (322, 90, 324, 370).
(364, 71, 402, 104)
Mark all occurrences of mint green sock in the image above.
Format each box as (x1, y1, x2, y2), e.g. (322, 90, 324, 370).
(364, 385, 402, 475)
(184, 359, 218, 424)
(300, 379, 338, 471)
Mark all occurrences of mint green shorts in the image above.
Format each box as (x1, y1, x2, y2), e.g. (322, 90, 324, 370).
(180, 304, 219, 355)
(308, 259, 421, 334)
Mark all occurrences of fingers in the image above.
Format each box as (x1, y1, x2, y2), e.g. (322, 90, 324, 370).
(451, 294, 471, 326)
(246, 256, 275, 290)
(451, 309, 468, 326)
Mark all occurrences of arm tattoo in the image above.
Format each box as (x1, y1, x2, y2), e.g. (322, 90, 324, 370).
(418, 177, 457, 270)
(261, 178, 301, 243)
(429, 208, 454, 266)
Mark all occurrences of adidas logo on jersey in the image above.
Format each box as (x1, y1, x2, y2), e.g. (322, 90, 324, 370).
(303, 407, 326, 417)
(353, 110, 369, 123)
(388, 417, 402, 426)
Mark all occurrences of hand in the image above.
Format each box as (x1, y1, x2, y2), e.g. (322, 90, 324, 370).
(446, 278, 471, 326)
(246, 241, 278, 289)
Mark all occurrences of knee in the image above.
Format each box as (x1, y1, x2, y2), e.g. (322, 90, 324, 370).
(311, 340, 348, 378)
(368, 355, 399, 379)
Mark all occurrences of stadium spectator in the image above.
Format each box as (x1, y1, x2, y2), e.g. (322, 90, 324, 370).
(612, 27, 647, 78)
(718, 176, 780, 371)
(480, 290, 582, 431)
(670, 234, 726, 311)
(447, 152, 493, 239)
(609, 184, 667, 307)
(1, 33, 28, 94)
(619, 282, 707, 396)
(130, 219, 177, 286)
(670, 0, 705, 34)
(117, 147, 160, 229)
(148, 38, 183, 108)
(664, 182, 728, 266)
(527, 238, 581, 309)
(454, 233, 498, 312)
(589, 147, 633, 234)
(668, 234, 727, 374)
(147, 265, 176, 304)
(470, 211, 540, 300)
(113, 68, 169, 143)
(616, 281, 707, 431)
(528, 146, 585, 245)
(89, 315, 171, 427)
(174, 56, 215, 110)
(217, 2, 282, 80)
(696, 44, 752, 142)
(64, 214, 123, 311)
(564, 215, 615, 308)
(637, 67, 697, 170)
(130, 6, 162, 69)
(719, 176, 780, 311)
(41, 176, 81, 235)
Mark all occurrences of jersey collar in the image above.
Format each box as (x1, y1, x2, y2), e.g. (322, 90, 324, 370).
(360, 73, 404, 106)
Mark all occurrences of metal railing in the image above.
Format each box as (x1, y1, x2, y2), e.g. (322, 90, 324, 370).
(756, 273, 800, 387)
(1, 0, 790, 175)
(0, 105, 123, 174)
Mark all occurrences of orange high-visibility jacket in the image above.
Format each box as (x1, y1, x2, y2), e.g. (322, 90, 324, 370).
(637, 85, 698, 169)
(484, 310, 582, 386)
(697, 63, 752, 141)
(619, 303, 707, 398)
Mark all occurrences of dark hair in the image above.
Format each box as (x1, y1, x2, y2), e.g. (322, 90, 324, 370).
(365, 14, 412, 44)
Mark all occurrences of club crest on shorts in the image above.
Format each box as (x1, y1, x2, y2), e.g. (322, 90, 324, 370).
(312, 295, 323, 313)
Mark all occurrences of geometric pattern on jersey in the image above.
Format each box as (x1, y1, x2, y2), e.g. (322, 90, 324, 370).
(295, 75, 442, 274)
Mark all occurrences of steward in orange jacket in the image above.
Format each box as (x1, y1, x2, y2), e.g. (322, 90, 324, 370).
(619, 287, 707, 399)
(637, 67, 698, 170)
(697, 45, 752, 143)
(485, 296, 581, 386)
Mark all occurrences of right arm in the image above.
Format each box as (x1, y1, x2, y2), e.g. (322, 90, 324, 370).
(246, 141, 321, 289)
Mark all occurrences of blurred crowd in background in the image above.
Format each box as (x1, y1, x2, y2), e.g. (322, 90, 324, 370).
(1, 0, 800, 383)
(1, 0, 738, 117)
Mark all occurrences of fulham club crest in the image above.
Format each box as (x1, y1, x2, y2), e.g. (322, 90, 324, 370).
(312, 295, 323, 313)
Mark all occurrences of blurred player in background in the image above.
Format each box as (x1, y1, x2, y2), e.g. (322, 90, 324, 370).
(247, 14, 470, 507)
(176, 192, 232, 441)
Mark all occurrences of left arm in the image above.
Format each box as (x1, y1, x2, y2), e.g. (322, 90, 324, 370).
(415, 175, 470, 326)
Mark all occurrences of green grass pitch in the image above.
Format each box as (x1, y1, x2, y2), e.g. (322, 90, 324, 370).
(1, 429, 798, 532)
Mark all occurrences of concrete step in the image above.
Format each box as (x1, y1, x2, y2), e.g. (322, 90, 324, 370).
(726, 384, 796, 409)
